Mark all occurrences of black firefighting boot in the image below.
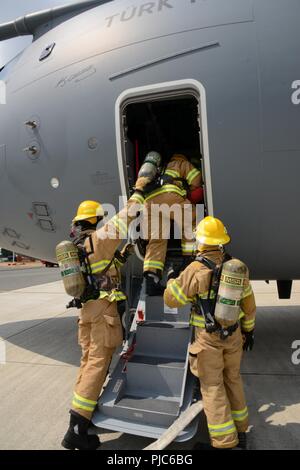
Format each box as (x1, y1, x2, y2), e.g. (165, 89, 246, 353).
(61, 410, 100, 450)
(144, 272, 165, 296)
(237, 432, 247, 450)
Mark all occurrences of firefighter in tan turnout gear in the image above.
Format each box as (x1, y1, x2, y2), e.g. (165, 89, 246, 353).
(143, 152, 202, 295)
(59, 187, 145, 450)
(164, 216, 256, 450)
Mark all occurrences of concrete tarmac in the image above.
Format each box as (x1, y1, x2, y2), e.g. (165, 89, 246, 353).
(0, 278, 299, 450)
(0, 266, 60, 292)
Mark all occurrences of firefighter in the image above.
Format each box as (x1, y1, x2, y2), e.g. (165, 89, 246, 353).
(164, 216, 256, 450)
(143, 153, 202, 295)
(61, 185, 146, 450)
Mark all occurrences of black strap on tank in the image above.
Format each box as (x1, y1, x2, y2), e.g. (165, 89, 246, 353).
(160, 174, 189, 192)
(74, 234, 108, 303)
(172, 176, 190, 192)
(143, 162, 190, 196)
(80, 236, 100, 302)
(194, 256, 220, 331)
(193, 252, 232, 334)
(141, 178, 163, 196)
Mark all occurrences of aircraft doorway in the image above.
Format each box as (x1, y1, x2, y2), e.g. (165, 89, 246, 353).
(120, 94, 205, 198)
(116, 81, 211, 261)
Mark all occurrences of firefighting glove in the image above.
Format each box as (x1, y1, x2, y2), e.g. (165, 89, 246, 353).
(115, 244, 135, 264)
(242, 330, 254, 352)
(134, 176, 152, 193)
(167, 264, 178, 281)
(120, 243, 135, 261)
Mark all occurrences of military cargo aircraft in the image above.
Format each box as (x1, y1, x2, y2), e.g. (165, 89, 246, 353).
(0, 0, 299, 299)
(1, 0, 299, 445)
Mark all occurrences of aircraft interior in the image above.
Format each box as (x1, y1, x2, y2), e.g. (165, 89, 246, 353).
(121, 94, 205, 265)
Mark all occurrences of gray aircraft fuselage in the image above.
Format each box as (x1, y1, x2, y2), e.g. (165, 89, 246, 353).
(0, 0, 300, 280)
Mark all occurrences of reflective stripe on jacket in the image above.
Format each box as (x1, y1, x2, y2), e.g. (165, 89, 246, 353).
(84, 195, 142, 303)
(145, 154, 202, 202)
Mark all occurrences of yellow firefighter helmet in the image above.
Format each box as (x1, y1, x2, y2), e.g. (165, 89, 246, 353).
(73, 200, 105, 224)
(196, 216, 231, 246)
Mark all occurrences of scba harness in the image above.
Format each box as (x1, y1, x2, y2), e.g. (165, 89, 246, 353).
(66, 236, 122, 309)
(193, 253, 239, 340)
(141, 169, 190, 197)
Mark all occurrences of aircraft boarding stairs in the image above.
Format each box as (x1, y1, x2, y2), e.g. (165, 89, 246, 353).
(92, 286, 199, 441)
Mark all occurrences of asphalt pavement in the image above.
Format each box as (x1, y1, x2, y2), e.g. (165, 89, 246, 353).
(0, 267, 60, 292)
(0, 274, 300, 450)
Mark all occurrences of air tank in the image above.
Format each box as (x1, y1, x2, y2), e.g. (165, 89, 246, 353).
(138, 151, 162, 180)
(56, 241, 86, 298)
(214, 258, 248, 327)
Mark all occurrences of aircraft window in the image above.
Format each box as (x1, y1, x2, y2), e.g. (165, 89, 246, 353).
(50, 178, 60, 189)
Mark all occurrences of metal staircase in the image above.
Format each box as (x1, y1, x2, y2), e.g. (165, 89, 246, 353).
(92, 288, 199, 442)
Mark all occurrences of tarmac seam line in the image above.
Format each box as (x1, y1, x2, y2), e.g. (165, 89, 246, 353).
(3, 360, 76, 368)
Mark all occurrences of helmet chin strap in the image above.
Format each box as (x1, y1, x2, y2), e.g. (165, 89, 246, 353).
(198, 244, 219, 253)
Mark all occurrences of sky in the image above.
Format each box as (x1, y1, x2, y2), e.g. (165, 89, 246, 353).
(0, 0, 81, 68)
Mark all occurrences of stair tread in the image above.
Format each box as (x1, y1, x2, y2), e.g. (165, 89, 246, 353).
(129, 355, 185, 368)
(115, 395, 180, 415)
(140, 322, 189, 329)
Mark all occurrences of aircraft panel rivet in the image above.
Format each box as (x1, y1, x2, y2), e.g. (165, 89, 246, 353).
(24, 116, 40, 133)
(22, 141, 40, 160)
(24, 120, 38, 129)
(88, 137, 99, 150)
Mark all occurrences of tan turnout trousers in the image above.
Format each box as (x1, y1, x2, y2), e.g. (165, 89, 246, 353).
(164, 248, 256, 448)
(143, 192, 196, 274)
(143, 154, 202, 274)
(190, 328, 248, 448)
(73, 299, 123, 419)
(71, 192, 144, 419)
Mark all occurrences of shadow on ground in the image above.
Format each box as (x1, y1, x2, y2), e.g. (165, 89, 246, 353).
(1, 316, 81, 366)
